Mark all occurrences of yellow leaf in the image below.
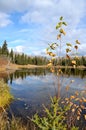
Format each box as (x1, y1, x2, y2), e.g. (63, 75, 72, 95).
(60, 28, 66, 35)
(65, 98, 69, 101)
(71, 60, 76, 65)
(75, 98, 79, 101)
(66, 43, 72, 47)
(84, 115, 86, 120)
(75, 91, 79, 96)
(79, 99, 83, 103)
(72, 108, 75, 112)
(50, 68, 55, 73)
(82, 97, 86, 102)
(73, 65, 76, 68)
(77, 111, 81, 116)
(61, 101, 65, 104)
(49, 60, 52, 63)
(57, 34, 61, 39)
(70, 95, 75, 99)
(77, 116, 80, 120)
(81, 105, 85, 109)
(78, 108, 82, 112)
(52, 53, 56, 57)
(76, 40, 80, 44)
(52, 57, 55, 60)
(66, 48, 71, 53)
(47, 63, 52, 67)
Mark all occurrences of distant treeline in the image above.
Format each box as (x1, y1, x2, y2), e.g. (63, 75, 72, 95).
(0, 40, 48, 65)
(0, 40, 86, 66)
(53, 56, 86, 67)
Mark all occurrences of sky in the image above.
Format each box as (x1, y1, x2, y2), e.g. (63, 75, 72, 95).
(0, 0, 86, 56)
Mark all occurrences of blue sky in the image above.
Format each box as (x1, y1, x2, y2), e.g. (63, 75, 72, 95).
(0, 0, 86, 56)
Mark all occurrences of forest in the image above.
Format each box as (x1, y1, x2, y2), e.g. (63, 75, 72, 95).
(0, 40, 86, 66)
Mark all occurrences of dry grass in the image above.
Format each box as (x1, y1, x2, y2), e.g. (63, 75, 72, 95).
(0, 79, 13, 107)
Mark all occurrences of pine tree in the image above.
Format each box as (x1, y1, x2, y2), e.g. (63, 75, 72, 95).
(2, 40, 9, 55)
(10, 49, 14, 62)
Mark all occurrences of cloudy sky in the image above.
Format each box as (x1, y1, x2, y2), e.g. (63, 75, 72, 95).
(0, 0, 86, 56)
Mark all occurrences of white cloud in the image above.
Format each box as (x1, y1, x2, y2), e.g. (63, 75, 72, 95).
(15, 78, 23, 85)
(31, 49, 46, 56)
(21, 11, 46, 24)
(0, 0, 31, 13)
(21, 0, 86, 46)
(15, 45, 25, 53)
(0, 0, 86, 55)
(18, 29, 30, 33)
(0, 0, 54, 13)
(21, 0, 86, 24)
(9, 39, 26, 44)
(79, 44, 86, 56)
(0, 12, 12, 27)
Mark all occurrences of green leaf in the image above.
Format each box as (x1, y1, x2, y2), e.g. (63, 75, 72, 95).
(56, 22, 62, 29)
(71, 126, 79, 130)
(56, 24, 60, 29)
(60, 16, 63, 20)
(62, 22, 67, 26)
(57, 34, 61, 39)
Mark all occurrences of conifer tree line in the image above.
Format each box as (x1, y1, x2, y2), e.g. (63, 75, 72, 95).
(0, 40, 48, 65)
(53, 56, 86, 66)
(0, 40, 86, 66)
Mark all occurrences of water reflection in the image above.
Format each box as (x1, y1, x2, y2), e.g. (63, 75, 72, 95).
(9, 68, 49, 83)
(8, 68, 86, 84)
(0, 68, 85, 84)
(0, 68, 86, 119)
(6, 68, 86, 118)
(61, 68, 86, 78)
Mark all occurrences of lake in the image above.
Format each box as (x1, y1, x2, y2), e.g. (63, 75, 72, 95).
(3, 67, 85, 120)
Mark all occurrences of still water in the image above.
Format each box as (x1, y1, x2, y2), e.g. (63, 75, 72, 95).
(6, 68, 86, 119)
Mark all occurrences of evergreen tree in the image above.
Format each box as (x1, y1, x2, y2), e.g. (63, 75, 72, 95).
(2, 40, 9, 55)
(10, 49, 14, 62)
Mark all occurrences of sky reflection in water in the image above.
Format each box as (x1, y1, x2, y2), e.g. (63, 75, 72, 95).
(7, 68, 86, 118)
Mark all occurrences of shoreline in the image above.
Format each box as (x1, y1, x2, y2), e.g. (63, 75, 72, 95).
(0, 63, 86, 72)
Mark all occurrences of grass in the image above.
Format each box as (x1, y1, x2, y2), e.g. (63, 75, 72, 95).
(0, 114, 27, 130)
(0, 79, 36, 130)
(0, 112, 37, 130)
(0, 79, 13, 108)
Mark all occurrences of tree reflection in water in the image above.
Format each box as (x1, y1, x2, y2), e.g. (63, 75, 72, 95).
(8, 68, 86, 84)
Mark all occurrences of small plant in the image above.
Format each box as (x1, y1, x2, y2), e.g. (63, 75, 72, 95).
(32, 17, 86, 130)
(32, 97, 78, 130)
(62, 90, 86, 129)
